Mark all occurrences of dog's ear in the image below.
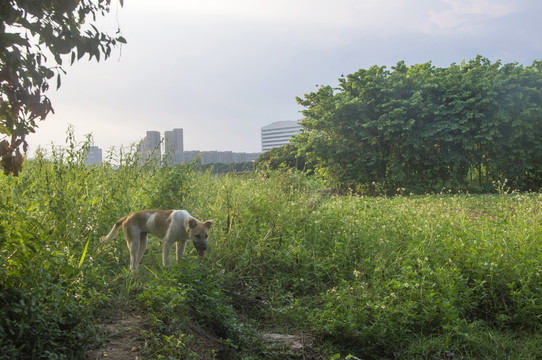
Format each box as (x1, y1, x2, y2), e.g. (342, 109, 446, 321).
(204, 220, 214, 229)
(187, 218, 198, 229)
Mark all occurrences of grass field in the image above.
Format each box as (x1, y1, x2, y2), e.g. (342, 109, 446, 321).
(1, 143, 541, 359)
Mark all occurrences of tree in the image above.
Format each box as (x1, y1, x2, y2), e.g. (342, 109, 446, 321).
(255, 143, 312, 173)
(0, 0, 126, 175)
(295, 57, 542, 194)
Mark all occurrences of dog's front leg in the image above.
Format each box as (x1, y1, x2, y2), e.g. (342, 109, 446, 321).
(176, 240, 187, 261)
(162, 239, 174, 266)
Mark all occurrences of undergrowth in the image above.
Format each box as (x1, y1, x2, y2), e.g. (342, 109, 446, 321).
(1, 133, 541, 359)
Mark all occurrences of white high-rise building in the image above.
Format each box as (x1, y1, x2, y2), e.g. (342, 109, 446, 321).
(164, 128, 184, 164)
(261, 121, 301, 152)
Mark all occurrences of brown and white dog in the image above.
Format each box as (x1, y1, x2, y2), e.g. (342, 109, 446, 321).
(103, 210, 214, 271)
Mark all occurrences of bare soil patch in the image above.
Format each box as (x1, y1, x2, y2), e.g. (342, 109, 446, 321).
(262, 333, 321, 359)
(88, 305, 148, 360)
(87, 304, 321, 359)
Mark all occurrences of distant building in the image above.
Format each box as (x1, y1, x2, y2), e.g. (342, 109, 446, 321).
(137, 128, 259, 165)
(86, 146, 102, 165)
(238, 152, 260, 163)
(261, 121, 301, 152)
(164, 128, 184, 164)
(182, 150, 200, 163)
(139, 130, 161, 163)
(183, 150, 260, 164)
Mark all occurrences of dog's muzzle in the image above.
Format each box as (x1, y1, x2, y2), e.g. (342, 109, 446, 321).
(196, 244, 207, 258)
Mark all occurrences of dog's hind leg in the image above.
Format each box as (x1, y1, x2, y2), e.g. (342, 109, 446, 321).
(135, 232, 148, 269)
(125, 227, 140, 271)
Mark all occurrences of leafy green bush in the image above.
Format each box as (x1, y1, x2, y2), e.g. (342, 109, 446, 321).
(295, 57, 542, 193)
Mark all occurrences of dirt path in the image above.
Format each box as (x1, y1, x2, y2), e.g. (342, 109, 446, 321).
(88, 306, 148, 360)
(87, 305, 226, 359)
(87, 305, 320, 359)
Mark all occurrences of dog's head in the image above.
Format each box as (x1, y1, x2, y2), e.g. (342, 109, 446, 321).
(186, 218, 214, 258)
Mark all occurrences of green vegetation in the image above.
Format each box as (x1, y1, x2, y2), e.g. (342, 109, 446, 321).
(198, 161, 255, 175)
(1, 135, 541, 359)
(255, 143, 312, 173)
(295, 56, 542, 194)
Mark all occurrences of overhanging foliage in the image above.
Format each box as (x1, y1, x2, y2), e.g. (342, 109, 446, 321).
(0, 0, 125, 176)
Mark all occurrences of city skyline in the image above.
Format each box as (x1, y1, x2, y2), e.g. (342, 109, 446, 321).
(138, 127, 261, 164)
(85, 121, 301, 165)
(85, 128, 261, 166)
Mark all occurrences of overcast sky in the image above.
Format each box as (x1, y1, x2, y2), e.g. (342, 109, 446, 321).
(26, 0, 542, 155)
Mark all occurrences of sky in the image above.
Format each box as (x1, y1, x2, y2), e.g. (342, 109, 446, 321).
(26, 0, 542, 155)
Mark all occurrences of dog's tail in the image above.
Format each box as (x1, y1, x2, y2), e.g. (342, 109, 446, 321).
(103, 216, 128, 241)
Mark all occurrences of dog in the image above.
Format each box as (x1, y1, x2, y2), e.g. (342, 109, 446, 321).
(103, 210, 214, 271)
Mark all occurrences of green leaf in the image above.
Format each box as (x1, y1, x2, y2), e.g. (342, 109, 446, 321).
(78, 238, 90, 268)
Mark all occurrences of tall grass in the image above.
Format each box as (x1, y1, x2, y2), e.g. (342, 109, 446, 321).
(0, 137, 541, 359)
(172, 169, 542, 358)
(0, 132, 198, 359)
